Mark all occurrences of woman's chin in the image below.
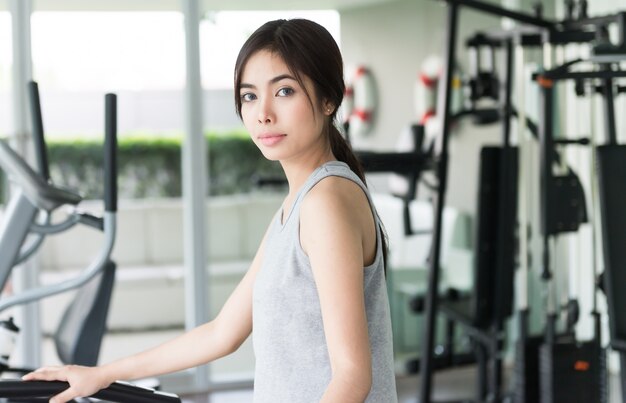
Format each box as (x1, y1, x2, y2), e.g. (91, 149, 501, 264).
(259, 150, 283, 162)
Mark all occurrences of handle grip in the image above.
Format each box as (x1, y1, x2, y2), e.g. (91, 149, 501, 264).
(104, 93, 118, 212)
(0, 380, 181, 403)
(27, 81, 50, 181)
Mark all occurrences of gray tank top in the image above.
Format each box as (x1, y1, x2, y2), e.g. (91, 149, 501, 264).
(252, 161, 397, 402)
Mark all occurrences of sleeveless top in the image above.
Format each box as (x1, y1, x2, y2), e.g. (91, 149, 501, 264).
(252, 161, 397, 402)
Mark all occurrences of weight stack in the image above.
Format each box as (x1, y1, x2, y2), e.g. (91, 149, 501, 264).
(514, 335, 543, 403)
(539, 340, 607, 403)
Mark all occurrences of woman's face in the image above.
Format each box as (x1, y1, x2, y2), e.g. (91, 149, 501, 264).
(239, 50, 331, 163)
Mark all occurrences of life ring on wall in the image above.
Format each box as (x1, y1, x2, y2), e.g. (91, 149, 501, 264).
(415, 55, 442, 126)
(343, 65, 377, 137)
(414, 55, 463, 144)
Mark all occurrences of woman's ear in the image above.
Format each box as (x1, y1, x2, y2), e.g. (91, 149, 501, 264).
(323, 101, 335, 116)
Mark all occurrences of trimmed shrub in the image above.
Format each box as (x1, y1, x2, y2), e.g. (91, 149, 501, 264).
(0, 132, 285, 201)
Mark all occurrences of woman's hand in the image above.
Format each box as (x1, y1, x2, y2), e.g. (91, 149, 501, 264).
(22, 365, 113, 403)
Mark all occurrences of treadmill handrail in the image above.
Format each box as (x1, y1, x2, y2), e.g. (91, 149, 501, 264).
(0, 379, 181, 403)
(0, 139, 82, 211)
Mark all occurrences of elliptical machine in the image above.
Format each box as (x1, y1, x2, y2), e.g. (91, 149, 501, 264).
(0, 82, 116, 370)
(0, 83, 180, 403)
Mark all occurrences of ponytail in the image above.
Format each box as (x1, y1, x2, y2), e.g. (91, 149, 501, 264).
(328, 121, 389, 273)
(328, 123, 365, 183)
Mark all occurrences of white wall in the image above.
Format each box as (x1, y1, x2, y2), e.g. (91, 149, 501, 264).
(340, 0, 506, 214)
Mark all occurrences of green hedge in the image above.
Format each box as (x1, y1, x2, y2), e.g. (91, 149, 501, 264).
(1, 132, 285, 201)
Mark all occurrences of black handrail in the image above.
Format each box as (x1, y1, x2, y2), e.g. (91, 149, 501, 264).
(1, 380, 181, 403)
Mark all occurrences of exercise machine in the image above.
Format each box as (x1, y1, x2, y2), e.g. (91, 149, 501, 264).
(0, 380, 180, 402)
(422, 1, 624, 402)
(0, 81, 117, 371)
(0, 84, 181, 402)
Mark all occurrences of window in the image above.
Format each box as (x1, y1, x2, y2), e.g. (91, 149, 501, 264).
(31, 11, 186, 137)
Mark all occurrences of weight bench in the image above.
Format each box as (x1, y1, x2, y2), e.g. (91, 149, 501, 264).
(439, 146, 518, 402)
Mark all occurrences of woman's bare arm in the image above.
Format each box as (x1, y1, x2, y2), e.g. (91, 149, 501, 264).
(23, 223, 272, 403)
(300, 177, 376, 402)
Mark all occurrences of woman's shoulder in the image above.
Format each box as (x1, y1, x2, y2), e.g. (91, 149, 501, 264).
(305, 174, 366, 207)
(300, 174, 372, 228)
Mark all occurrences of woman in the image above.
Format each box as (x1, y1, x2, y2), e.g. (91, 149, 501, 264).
(25, 18, 397, 403)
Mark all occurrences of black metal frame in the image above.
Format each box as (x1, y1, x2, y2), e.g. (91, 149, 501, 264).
(0, 379, 181, 403)
(421, 1, 625, 402)
(419, 3, 459, 402)
(591, 146, 626, 403)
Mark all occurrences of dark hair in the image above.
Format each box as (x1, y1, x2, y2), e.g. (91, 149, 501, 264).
(234, 18, 388, 270)
(234, 18, 365, 182)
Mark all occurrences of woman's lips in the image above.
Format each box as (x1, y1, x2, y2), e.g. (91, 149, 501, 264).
(258, 134, 286, 146)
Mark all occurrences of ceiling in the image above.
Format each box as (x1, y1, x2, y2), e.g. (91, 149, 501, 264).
(31, 0, 401, 12)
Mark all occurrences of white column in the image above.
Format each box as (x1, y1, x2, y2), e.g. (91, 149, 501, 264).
(9, 0, 41, 368)
(181, 0, 210, 391)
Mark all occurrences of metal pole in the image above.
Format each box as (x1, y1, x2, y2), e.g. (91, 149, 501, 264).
(600, 66, 617, 145)
(9, 0, 41, 369)
(489, 38, 514, 402)
(621, 352, 626, 403)
(181, 0, 209, 393)
(538, 70, 557, 345)
(419, 3, 458, 402)
(436, 0, 554, 28)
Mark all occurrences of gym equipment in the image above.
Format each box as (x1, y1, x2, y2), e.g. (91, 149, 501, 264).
(356, 124, 433, 236)
(0, 84, 179, 403)
(422, 1, 625, 402)
(531, 50, 626, 402)
(465, 33, 500, 106)
(0, 81, 116, 369)
(439, 146, 518, 402)
(416, 5, 460, 401)
(417, 6, 520, 402)
(408, 44, 518, 396)
(596, 144, 626, 403)
(0, 379, 180, 403)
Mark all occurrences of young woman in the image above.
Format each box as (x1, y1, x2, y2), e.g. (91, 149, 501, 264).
(24, 18, 397, 403)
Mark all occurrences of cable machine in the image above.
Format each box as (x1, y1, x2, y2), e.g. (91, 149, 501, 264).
(421, 1, 626, 402)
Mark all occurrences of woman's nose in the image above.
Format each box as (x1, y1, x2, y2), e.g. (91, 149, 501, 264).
(257, 99, 274, 124)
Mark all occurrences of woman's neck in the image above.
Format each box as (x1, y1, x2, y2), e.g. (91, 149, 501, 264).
(281, 149, 336, 199)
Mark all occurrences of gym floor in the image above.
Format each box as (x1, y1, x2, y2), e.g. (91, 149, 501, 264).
(179, 367, 480, 402)
(179, 367, 626, 403)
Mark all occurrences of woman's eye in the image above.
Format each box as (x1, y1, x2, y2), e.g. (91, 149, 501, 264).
(241, 93, 256, 102)
(276, 87, 294, 97)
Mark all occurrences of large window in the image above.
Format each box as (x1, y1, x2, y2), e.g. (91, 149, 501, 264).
(30, 9, 189, 368)
(29, 9, 340, 138)
(33, 12, 185, 92)
(30, 11, 187, 199)
(31, 11, 185, 138)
